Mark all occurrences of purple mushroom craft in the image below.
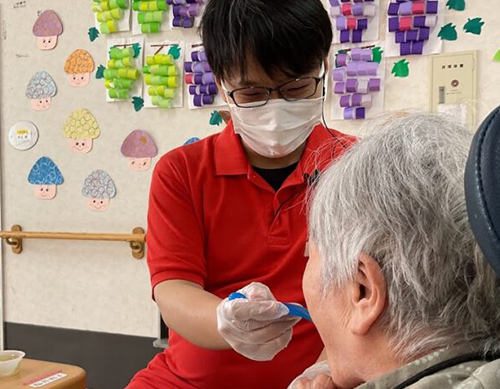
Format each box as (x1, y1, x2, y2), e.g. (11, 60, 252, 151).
(28, 157, 64, 200)
(82, 170, 116, 212)
(33, 10, 63, 50)
(121, 130, 158, 171)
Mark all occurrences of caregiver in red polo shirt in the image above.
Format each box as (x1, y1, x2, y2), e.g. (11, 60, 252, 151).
(127, 1, 355, 388)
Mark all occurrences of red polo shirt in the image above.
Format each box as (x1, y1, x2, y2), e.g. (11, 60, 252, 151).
(128, 122, 355, 389)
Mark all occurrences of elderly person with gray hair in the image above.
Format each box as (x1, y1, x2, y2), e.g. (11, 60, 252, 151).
(295, 114, 500, 389)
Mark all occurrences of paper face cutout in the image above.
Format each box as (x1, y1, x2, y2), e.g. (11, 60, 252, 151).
(33, 10, 63, 50)
(82, 170, 116, 211)
(9, 121, 39, 151)
(28, 157, 64, 200)
(26, 71, 57, 111)
(63, 109, 101, 153)
(34, 185, 57, 200)
(121, 130, 158, 171)
(64, 49, 95, 87)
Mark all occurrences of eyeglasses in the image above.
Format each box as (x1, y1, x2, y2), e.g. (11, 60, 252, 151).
(223, 76, 324, 108)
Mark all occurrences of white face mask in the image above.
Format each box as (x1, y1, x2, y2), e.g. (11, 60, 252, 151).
(224, 67, 326, 159)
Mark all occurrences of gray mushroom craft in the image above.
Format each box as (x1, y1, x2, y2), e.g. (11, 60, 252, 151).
(33, 10, 63, 50)
(82, 170, 116, 211)
(26, 71, 57, 111)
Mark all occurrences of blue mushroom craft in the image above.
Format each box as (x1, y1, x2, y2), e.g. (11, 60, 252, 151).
(28, 157, 64, 200)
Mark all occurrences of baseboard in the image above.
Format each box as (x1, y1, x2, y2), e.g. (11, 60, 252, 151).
(4, 322, 161, 389)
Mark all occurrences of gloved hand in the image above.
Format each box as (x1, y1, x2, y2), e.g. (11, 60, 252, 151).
(288, 361, 335, 389)
(217, 282, 301, 361)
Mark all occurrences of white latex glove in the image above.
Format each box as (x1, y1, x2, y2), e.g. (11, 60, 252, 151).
(288, 361, 335, 389)
(217, 282, 301, 361)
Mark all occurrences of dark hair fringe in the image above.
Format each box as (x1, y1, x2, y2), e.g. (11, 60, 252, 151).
(200, 0, 333, 81)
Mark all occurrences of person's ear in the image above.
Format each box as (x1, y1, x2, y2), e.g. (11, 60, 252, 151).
(215, 78, 228, 103)
(348, 253, 387, 335)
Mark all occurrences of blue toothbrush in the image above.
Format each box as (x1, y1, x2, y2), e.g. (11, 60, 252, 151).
(228, 292, 312, 321)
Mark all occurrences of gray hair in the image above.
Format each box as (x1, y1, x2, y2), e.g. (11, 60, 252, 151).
(309, 113, 500, 360)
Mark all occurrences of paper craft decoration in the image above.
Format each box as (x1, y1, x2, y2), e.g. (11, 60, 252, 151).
(494, 50, 500, 63)
(92, 0, 131, 34)
(132, 0, 169, 35)
(438, 23, 458, 41)
(385, 0, 444, 57)
(33, 10, 63, 50)
(464, 18, 484, 35)
(186, 44, 226, 110)
(143, 41, 184, 109)
(121, 130, 158, 171)
(166, 0, 205, 29)
(446, 0, 465, 11)
(26, 71, 57, 111)
(63, 109, 101, 154)
(64, 50, 95, 87)
(391, 59, 410, 77)
(88, 27, 100, 42)
(184, 137, 200, 145)
(82, 170, 116, 212)
(329, 0, 380, 44)
(331, 46, 386, 120)
(9, 121, 39, 151)
(105, 38, 144, 102)
(28, 157, 64, 200)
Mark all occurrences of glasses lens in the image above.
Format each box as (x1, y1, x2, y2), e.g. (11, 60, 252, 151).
(280, 77, 319, 101)
(232, 87, 270, 108)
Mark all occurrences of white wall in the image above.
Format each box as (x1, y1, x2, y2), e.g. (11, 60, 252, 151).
(0, 0, 499, 338)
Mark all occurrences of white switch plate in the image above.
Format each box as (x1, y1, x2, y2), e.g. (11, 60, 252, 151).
(429, 51, 477, 128)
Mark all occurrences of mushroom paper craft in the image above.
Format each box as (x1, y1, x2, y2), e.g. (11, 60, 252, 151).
(63, 109, 101, 154)
(121, 130, 158, 171)
(33, 10, 63, 50)
(28, 157, 64, 200)
(82, 170, 117, 212)
(26, 71, 57, 111)
(64, 49, 95, 87)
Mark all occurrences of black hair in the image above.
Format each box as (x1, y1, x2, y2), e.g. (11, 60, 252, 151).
(200, 0, 333, 81)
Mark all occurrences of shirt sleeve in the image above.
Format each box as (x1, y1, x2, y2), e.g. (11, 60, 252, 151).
(147, 153, 206, 294)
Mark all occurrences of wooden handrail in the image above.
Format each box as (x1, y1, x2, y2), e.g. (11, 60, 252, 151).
(0, 225, 146, 259)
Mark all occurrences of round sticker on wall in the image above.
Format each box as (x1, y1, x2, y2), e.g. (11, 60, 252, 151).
(8, 121, 39, 151)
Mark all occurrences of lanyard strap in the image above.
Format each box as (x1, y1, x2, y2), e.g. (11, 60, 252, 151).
(393, 351, 500, 389)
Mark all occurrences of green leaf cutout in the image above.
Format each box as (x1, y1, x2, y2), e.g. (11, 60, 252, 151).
(168, 44, 181, 60)
(96, 65, 105, 79)
(132, 96, 144, 112)
(446, 0, 466, 11)
(132, 43, 142, 58)
(438, 23, 458, 41)
(392, 59, 410, 78)
(88, 27, 100, 42)
(372, 47, 384, 64)
(209, 111, 223, 126)
(493, 49, 500, 63)
(464, 18, 485, 35)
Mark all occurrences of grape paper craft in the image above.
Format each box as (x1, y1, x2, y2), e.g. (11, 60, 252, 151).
(26, 71, 57, 111)
(121, 130, 158, 171)
(332, 46, 385, 120)
(132, 0, 169, 35)
(143, 41, 184, 109)
(329, 0, 380, 44)
(63, 109, 101, 154)
(166, 0, 205, 29)
(82, 170, 117, 212)
(91, 0, 131, 34)
(32, 10, 63, 50)
(185, 44, 226, 109)
(64, 49, 95, 87)
(385, 0, 444, 57)
(28, 157, 64, 200)
(8, 121, 39, 151)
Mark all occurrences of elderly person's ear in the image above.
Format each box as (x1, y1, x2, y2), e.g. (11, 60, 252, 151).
(349, 253, 387, 335)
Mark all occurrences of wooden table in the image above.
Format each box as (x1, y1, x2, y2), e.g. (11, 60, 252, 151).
(0, 359, 86, 389)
